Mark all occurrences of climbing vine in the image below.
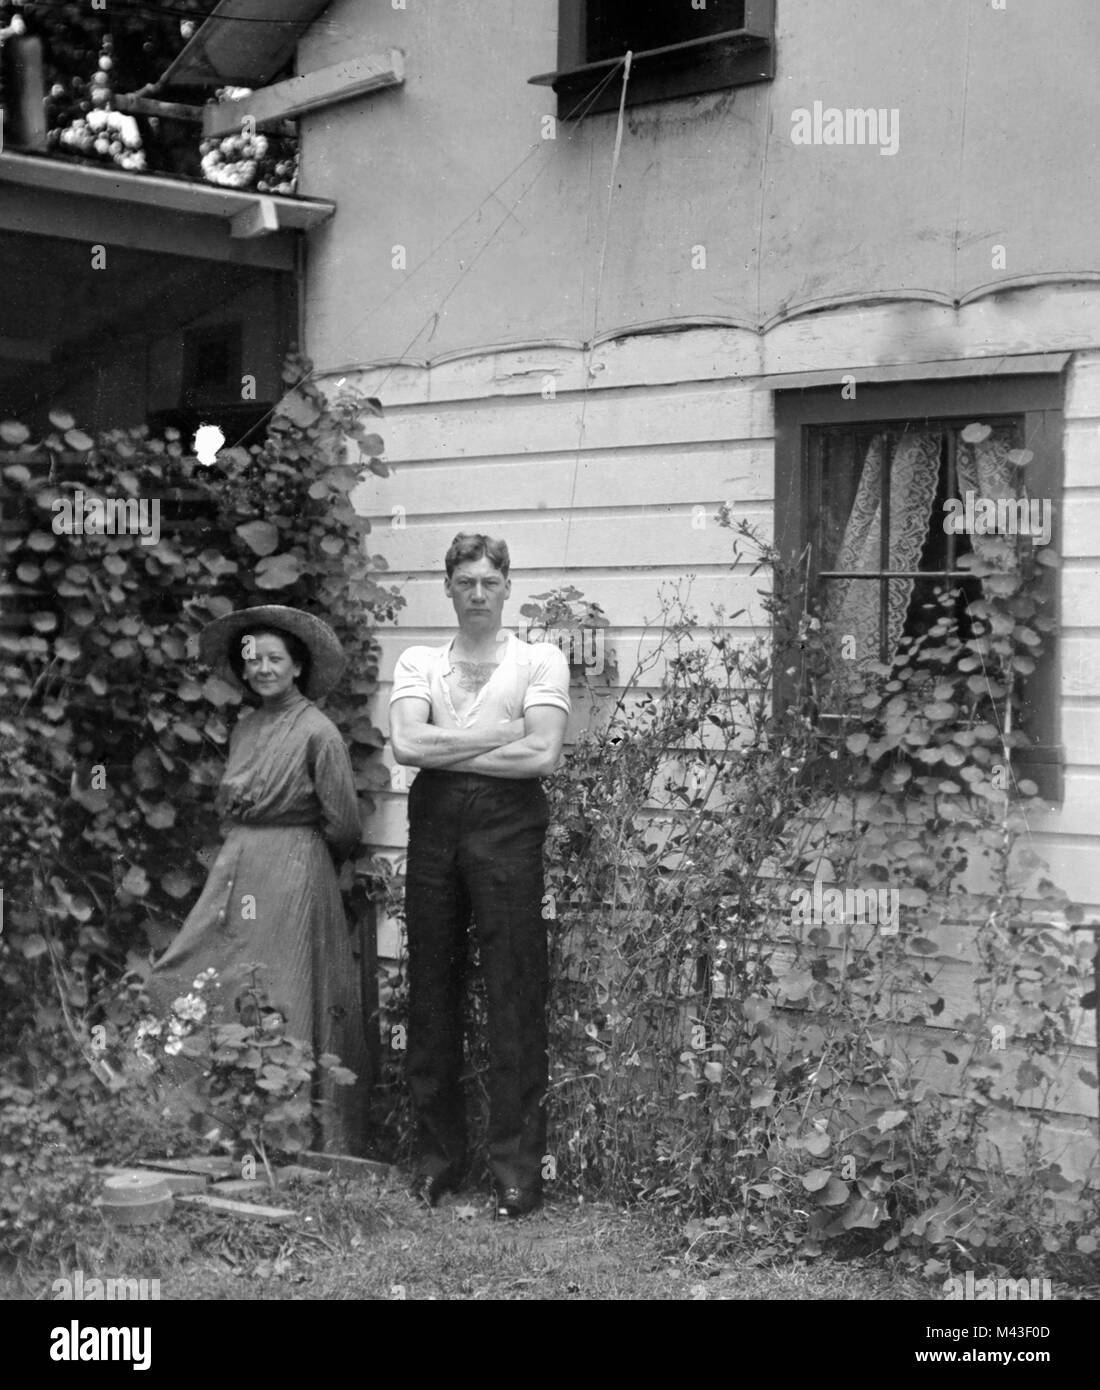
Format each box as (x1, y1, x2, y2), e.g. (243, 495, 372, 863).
(534, 452, 1097, 1272)
(0, 356, 400, 1244)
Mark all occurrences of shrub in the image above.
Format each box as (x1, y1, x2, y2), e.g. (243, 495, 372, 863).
(536, 509, 1097, 1269)
(0, 357, 398, 1222)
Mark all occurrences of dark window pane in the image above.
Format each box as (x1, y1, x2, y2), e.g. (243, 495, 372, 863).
(586, 0, 746, 63)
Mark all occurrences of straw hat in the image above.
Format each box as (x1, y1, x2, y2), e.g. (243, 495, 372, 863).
(199, 605, 346, 700)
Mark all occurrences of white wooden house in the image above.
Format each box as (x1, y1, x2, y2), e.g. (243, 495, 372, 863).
(281, 0, 1100, 1171)
(5, 1, 1096, 1172)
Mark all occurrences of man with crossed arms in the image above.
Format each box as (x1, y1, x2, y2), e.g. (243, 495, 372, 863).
(389, 533, 570, 1218)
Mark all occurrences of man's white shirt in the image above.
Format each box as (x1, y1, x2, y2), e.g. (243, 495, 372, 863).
(390, 631, 570, 729)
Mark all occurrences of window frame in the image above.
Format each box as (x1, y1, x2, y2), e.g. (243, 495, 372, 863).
(530, 0, 776, 118)
(773, 373, 1066, 803)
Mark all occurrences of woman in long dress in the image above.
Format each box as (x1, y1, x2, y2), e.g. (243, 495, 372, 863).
(150, 605, 369, 1155)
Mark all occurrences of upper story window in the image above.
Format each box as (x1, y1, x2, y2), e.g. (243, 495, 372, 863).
(530, 0, 776, 117)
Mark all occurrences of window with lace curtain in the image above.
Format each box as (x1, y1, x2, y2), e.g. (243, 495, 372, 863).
(774, 374, 1065, 801)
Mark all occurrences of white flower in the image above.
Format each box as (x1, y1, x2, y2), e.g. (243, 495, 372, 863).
(164, 1038, 183, 1057)
(173, 994, 207, 1023)
(117, 114, 141, 148)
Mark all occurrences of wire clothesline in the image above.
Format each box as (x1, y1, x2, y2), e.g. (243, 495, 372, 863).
(224, 55, 634, 454)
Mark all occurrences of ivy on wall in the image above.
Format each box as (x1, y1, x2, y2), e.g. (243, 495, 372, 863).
(0, 355, 399, 1043)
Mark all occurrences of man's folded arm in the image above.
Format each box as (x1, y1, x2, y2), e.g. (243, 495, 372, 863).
(390, 696, 525, 768)
(447, 705, 567, 779)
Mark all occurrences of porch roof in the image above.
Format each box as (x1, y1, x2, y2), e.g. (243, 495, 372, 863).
(0, 151, 334, 269)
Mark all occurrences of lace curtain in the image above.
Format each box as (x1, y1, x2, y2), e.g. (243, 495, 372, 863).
(825, 429, 1018, 665)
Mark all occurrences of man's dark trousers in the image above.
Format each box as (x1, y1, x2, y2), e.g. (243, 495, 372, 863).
(405, 768, 550, 1196)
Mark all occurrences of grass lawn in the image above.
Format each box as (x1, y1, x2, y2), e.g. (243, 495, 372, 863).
(3, 1169, 944, 1301)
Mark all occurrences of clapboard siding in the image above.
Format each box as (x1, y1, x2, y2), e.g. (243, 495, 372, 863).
(333, 321, 1100, 1143)
(381, 572, 772, 629)
(363, 513, 771, 574)
(1062, 495, 1100, 557)
(354, 442, 775, 513)
(372, 382, 771, 462)
(372, 629, 771, 684)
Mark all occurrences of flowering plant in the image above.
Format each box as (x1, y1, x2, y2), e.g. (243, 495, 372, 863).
(129, 967, 356, 1184)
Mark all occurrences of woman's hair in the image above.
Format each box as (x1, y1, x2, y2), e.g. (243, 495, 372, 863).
(228, 625, 312, 695)
(444, 532, 510, 579)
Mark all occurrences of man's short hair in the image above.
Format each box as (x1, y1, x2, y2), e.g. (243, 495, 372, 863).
(444, 533, 510, 579)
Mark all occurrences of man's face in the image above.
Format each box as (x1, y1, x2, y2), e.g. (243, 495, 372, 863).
(445, 555, 510, 630)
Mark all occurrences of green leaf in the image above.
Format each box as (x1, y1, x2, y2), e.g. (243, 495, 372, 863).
(64, 428, 95, 452)
(274, 389, 321, 429)
(143, 802, 176, 830)
(121, 865, 150, 897)
(817, 1176, 850, 1206)
(161, 870, 193, 900)
(235, 520, 280, 556)
(255, 553, 304, 589)
(802, 1167, 832, 1192)
(1, 419, 31, 445)
(876, 1108, 908, 1132)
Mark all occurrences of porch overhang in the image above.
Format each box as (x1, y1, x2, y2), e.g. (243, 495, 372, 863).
(0, 151, 333, 270)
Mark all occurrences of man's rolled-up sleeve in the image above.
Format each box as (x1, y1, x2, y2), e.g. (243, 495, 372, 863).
(524, 644, 571, 716)
(390, 647, 433, 706)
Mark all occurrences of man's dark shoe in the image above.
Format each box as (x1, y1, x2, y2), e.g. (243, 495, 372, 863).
(409, 1172, 458, 1209)
(495, 1186, 542, 1220)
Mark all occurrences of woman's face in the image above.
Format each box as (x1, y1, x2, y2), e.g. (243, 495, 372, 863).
(241, 632, 301, 701)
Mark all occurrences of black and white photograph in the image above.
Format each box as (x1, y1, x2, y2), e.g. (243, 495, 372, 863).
(0, 0, 1097, 1340)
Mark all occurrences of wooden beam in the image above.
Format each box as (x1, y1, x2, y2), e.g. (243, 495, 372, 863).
(176, 1193, 297, 1223)
(0, 180, 296, 271)
(0, 152, 335, 234)
(113, 94, 206, 123)
(138, 1156, 236, 1178)
(231, 196, 279, 239)
(203, 50, 404, 138)
(297, 1150, 394, 1182)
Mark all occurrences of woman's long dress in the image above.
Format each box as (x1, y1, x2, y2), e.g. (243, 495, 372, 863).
(150, 685, 369, 1155)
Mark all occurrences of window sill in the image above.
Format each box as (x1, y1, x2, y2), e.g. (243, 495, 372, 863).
(530, 28, 775, 116)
